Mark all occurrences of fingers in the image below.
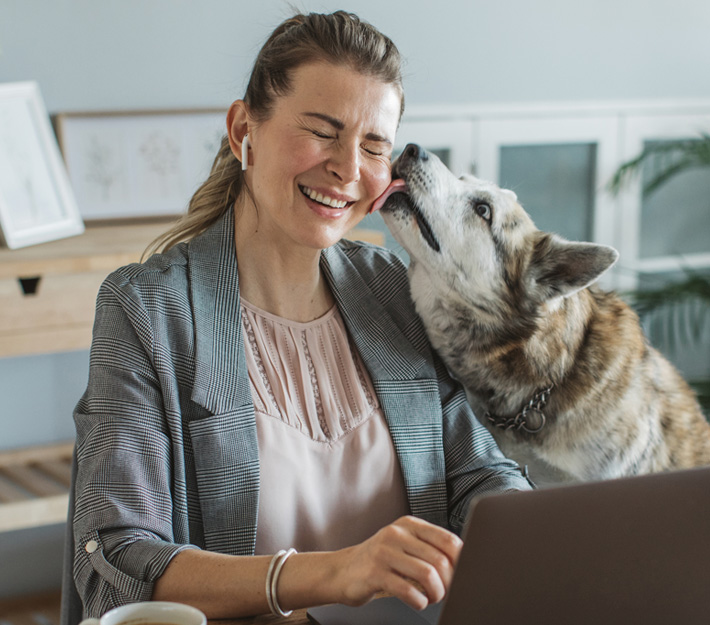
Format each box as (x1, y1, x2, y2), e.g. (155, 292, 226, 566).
(380, 517, 462, 605)
(399, 515, 463, 569)
(381, 569, 432, 610)
(338, 516, 463, 611)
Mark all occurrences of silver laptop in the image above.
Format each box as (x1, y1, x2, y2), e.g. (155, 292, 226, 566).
(308, 466, 710, 625)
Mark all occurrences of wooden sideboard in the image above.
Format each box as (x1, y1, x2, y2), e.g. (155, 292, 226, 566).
(0, 222, 168, 534)
(0, 221, 169, 358)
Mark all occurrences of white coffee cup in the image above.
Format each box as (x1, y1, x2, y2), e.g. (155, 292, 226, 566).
(79, 601, 207, 625)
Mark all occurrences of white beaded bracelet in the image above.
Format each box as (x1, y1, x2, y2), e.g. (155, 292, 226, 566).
(265, 548, 297, 617)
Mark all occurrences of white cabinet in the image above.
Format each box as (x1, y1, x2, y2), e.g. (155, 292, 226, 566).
(615, 111, 710, 288)
(615, 111, 710, 384)
(475, 113, 621, 288)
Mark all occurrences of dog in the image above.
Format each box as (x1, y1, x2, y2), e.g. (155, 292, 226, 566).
(375, 143, 710, 482)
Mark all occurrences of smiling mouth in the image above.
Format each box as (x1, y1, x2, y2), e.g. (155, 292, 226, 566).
(299, 185, 353, 209)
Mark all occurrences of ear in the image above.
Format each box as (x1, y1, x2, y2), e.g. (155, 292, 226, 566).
(226, 100, 250, 167)
(530, 233, 619, 299)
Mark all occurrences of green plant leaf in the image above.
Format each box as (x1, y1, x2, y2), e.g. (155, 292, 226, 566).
(609, 133, 710, 195)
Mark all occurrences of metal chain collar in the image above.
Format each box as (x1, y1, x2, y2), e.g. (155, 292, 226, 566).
(485, 384, 554, 434)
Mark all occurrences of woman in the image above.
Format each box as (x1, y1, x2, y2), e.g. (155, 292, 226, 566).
(62, 11, 532, 623)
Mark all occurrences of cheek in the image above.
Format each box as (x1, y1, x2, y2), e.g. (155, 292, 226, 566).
(274, 135, 324, 178)
(364, 161, 393, 197)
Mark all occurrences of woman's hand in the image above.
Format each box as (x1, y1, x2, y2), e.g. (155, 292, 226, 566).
(332, 515, 463, 610)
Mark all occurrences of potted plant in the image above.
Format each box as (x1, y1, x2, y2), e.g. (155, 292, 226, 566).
(610, 133, 710, 412)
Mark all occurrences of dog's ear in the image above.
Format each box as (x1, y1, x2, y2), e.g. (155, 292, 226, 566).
(530, 234, 619, 299)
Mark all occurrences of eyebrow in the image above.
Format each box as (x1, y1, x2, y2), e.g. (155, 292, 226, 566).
(303, 112, 393, 145)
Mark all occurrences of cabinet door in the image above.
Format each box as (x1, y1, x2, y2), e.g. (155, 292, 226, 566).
(616, 113, 710, 284)
(357, 119, 475, 260)
(617, 113, 710, 386)
(477, 115, 620, 288)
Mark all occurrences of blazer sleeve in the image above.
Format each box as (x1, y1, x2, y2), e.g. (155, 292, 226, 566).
(71, 272, 199, 617)
(435, 345, 535, 534)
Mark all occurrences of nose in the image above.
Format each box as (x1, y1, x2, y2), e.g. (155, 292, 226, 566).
(326, 140, 361, 184)
(399, 143, 428, 164)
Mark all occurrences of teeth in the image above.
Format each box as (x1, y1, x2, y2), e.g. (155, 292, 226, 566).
(301, 185, 348, 209)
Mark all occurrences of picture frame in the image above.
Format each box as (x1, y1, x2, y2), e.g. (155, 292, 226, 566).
(0, 82, 84, 249)
(55, 108, 228, 221)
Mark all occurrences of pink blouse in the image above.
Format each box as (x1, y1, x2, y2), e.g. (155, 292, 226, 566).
(240, 299, 410, 554)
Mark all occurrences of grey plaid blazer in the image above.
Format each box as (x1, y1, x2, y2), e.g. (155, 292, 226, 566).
(61, 208, 531, 623)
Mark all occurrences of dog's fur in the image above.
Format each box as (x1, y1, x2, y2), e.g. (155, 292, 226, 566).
(379, 144, 710, 482)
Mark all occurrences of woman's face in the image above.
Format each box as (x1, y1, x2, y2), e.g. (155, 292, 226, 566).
(238, 60, 402, 252)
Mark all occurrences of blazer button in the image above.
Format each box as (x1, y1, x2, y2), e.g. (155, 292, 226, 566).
(85, 540, 99, 553)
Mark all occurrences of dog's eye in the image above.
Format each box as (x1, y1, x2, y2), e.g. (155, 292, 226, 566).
(475, 202, 492, 221)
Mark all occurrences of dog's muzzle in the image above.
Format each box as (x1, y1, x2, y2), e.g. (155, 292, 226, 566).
(374, 144, 441, 252)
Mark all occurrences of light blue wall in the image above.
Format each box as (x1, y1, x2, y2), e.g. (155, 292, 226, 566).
(0, 350, 87, 449)
(1, 0, 709, 599)
(2, 0, 710, 115)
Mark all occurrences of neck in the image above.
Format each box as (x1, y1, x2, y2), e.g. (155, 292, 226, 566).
(233, 204, 335, 322)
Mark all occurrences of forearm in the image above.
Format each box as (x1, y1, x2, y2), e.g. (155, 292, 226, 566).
(152, 548, 344, 618)
(153, 516, 462, 618)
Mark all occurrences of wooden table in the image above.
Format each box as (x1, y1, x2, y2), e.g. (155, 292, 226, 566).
(213, 594, 391, 625)
(212, 610, 311, 625)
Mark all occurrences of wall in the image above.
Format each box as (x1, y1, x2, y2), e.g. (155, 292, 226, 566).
(2, 0, 710, 114)
(1, 0, 708, 599)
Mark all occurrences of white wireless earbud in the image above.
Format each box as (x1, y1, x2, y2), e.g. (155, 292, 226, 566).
(241, 133, 250, 171)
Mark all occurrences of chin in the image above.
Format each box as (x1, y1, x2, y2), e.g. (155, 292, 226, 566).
(294, 230, 342, 251)
(307, 221, 359, 250)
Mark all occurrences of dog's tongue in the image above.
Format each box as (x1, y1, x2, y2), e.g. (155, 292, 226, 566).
(370, 179, 407, 213)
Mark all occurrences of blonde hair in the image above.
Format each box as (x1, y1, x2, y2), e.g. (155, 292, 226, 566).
(146, 10, 404, 256)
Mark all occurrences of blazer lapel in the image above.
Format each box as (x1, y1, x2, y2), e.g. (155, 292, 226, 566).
(322, 246, 448, 528)
(188, 209, 250, 414)
(186, 208, 259, 555)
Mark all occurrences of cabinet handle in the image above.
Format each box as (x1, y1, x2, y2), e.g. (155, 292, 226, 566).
(18, 276, 42, 296)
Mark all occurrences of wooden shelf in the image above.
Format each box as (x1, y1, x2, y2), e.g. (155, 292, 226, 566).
(0, 220, 172, 280)
(0, 221, 383, 359)
(0, 442, 74, 533)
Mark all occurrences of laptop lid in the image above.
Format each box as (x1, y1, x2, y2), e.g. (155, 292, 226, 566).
(308, 466, 710, 625)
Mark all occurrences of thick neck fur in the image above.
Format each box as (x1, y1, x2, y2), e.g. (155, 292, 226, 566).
(415, 277, 632, 428)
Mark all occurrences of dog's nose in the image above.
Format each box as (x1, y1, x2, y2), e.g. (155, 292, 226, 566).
(401, 143, 428, 163)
